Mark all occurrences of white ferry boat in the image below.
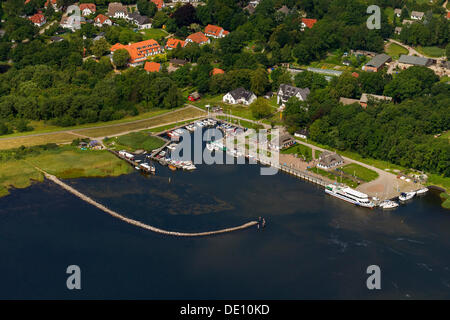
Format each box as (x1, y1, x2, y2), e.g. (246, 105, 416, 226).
(325, 184, 375, 208)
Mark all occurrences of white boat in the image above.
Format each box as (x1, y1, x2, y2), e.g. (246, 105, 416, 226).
(416, 187, 429, 195)
(325, 184, 375, 208)
(186, 124, 196, 132)
(399, 191, 415, 202)
(379, 200, 399, 209)
(166, 143, 177, 151)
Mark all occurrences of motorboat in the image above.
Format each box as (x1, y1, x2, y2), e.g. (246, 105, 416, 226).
(399, 191, 415, 202)
(379, 200, 399, 209)
(416, 187, 429, 195)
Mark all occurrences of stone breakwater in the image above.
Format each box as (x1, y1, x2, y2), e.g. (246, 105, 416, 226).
(37, 167, 258, 237)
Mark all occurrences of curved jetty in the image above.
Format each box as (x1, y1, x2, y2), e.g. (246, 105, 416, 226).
(36, 168, 258, 237)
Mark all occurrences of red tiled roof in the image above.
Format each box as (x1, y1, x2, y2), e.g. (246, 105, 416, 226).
(351, 72, 359, 78)
(166, 38, 185, 49)
(95, 14, 110, 24)
(186, 32, 209, 44)
(302, 18, 317, 29)
(24, 0, 31, 4)
(447, 12, 450, 19)
(111, 39, 161, 64)
(151, 0, 163, 9)
(80, 3, 96, 13)
(204, 24, 227, 37)
(211, 68, 224, 75)
(29, 13, 45, 24)
(44, 0, 57, 7)
(144, 61, 161, 72)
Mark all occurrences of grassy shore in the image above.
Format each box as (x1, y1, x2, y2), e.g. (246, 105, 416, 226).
(0, 145, 132, 198)
(104, 132, 166, 152)
(0, 107, 205, 150)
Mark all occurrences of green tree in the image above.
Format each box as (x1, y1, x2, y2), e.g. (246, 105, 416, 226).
(112, 49, 130, 68)
(91, 38, 110, 58)
(250, 68, 269, 96)
(250, 97, 272, 119)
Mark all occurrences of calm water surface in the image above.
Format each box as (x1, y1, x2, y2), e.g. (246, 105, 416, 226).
(0, 152, 449, 299)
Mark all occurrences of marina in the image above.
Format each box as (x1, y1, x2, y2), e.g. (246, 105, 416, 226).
(108, 116, 432, 211)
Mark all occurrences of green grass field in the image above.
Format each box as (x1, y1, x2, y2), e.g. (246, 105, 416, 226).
(308, 167, 358, 188)
(386, 43, 409, 59)
(105, 132, 165, 152)
(141, 28, 168, 41)
(340, 163, 379, 182)
(281, 144, 313, 162)
(0, 146, 132, 197)
(416, 46, 446, 57)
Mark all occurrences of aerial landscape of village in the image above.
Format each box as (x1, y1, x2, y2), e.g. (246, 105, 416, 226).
(0, 0, 449, 302)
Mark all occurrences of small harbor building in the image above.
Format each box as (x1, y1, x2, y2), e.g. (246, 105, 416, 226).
(317, 151, 344, 170)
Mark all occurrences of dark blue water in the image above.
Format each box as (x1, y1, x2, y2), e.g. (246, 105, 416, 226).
(0, 157, 449, 299)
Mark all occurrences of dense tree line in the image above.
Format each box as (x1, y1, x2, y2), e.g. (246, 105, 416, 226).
(283, 65, 449, 176)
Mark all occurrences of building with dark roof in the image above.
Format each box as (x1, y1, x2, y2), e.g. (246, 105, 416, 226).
(277, 84, 310, 106)
(317, 151, 344, 170)
(363, 53, 392, 72)
(398, 55, 433, 68)
(222, 88, 257, 105)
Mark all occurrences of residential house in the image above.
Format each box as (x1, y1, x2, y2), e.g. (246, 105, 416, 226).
(204, 24, 229, 38)
(79, 3, 96, 16)
(94, 14, 112, 27)
(165, 38, 185, 50)
(211, 68, 224, 76)
(188, 92, 200, 101)
(108, 2, 128, 19)
(301, 18, 317, 30)
(294, 128, 309, 140)
(168, 58, 187, 72)
(277, 5, 290, 15)
(185, 32, 210, 46)
(447, 12, 450, 19)
(359, 93, 392, 108)
(44, 0, 59, 12)
(50, 36, 64, 43)
(362, 53, 391, 72)
(402, 19, 415, 25)
(277, 84, 310, 106)
(244, 3, 257, 15)
(278, 133, 296, 150)
(317, 151, 344, 170)
(29, 13, 46, 27)
(144, 61, 161, 72)
(410, 11, 424, 20)
(394, 8, 402, 17)
(110, 39, 163, 66)
(128, 12, 152, 29)
(394, 26, 402, 35)
(223, 88, 257, 105)
(339, 97, 360, 105)
(151, 0, 164, 10)
(398, 54, 433, 69)
(60, 15, 84, 31)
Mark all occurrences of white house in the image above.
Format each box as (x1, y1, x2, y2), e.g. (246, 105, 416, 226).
(79, 3, 96, 16)
(277, 84, 310, 106)
(317, 151, 344, 170)
(128, 12, 152, 29)
(410, 11, 424, 20)
(223, 88, 257, 105)
(94, 14, 112, 27)
(108, 2, 128, 19)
